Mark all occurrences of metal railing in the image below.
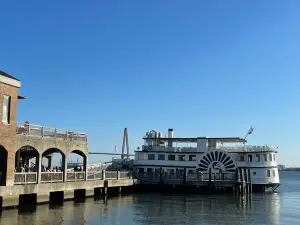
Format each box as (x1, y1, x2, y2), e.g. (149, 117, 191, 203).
(16, 122, 88, 142)
(13, 171, 135, 185)
(66, 172, 85, 181)
(119, 171, 132, 179)
(14, 172, 37, 185)
(217, 145, 278, 152)
(87, 171, 103, 180)
(105, 171, 118, 180)
(137, 172, 237, 185)
(41, 172, 63, 183)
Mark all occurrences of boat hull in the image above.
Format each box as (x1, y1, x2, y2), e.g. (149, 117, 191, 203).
(252, 183, 280, 192)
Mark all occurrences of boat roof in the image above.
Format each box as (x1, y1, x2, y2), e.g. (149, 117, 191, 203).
(143, 137, 246, 143)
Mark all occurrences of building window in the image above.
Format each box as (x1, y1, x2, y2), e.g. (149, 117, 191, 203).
(269, 154, 272, 161)
(248, 155, 252, 162)
(2, 95, 11, 124)
(158, 154, 165, 160)
(168, 155, 175, 161)
(240, 155, 245, 161)
(189, 155, 196, 161)
(178, 155, 185, 161)
(272, 170, 276, 177)
(148, 154, 155, 160)
(267, 169, 271, 177)
(264, 154, 267, 161)
(256, 154, 260, 162)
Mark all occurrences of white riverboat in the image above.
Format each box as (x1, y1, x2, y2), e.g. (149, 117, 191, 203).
(134, 128, 280, 192)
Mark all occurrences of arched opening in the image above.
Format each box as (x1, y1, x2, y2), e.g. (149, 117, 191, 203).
(15, 146, 40, 185)
(41, 148, 65, 183)
(0, 146, 8, 186)
(66, 150, 87, 181)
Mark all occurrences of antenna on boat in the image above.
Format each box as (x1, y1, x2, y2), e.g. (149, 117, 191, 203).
(244, 127, 254, 142)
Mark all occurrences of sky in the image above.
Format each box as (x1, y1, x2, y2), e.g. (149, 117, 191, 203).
(1, 1, 300, 166)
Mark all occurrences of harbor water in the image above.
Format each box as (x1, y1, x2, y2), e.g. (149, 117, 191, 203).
(0, 171, 299, 225)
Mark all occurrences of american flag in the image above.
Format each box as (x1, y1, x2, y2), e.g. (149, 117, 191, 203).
(248, 127, 254, 135)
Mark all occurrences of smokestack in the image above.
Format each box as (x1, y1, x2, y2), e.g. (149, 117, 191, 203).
(168, 128, 173, 147)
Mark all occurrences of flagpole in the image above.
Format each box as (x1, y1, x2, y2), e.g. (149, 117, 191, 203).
(244, 127, 254, 141)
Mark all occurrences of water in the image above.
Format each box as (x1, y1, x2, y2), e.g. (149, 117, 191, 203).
(0, 171, 299, 225)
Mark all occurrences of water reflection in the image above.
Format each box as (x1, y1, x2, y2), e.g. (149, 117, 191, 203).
(0, 194, 281, 225)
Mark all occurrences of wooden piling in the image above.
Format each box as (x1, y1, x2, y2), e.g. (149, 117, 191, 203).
(248, 168, 252, 193)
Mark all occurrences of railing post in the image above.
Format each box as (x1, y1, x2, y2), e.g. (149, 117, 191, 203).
(54, 128, 57, 138)
(41, 126, 44, 137)
(66, 130, 68, 140)
(102, 170, 106, 180)
(117, 171, 120, 180)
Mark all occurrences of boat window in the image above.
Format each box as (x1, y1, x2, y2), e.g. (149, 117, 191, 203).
(148, 154, 155, 160)
(248, 155, 252, 162)
(138, 168, 144, 173)
(267, 169, 271, 177)
(147, 168, 153, 173)
(256, 154, 260, 162)
(167, 169, 175, 174)
(188, 170, 194, 174)
(240, 155, 245, 161)
(168, 155, 175, 161)
(269, 154, 272, 161)
(264, 154, 267, 161)
(272, 170, 276, 177)
(189, 155, 196, 161)
(178, 155, 185, 161)
(273, 154, 276, 161)
(158, 154, 165, 160)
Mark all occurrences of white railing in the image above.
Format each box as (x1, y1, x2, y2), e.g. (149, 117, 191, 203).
(105, 171, 118, 179)
(41, 172, 63, 183)
(87, 171, 103, 180)
(14, 172, 37, 185)
(217, 145, 278, 152)
(16, 122, 88, 142)
(13, 171, 134, 185)
(119, 171, 132, 179)
(66, 172, 85, 181)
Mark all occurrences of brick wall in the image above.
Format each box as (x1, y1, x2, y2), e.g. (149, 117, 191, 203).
(0, 82, 19, 186)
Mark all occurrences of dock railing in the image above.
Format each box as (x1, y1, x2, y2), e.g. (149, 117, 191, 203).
(16, 122, 88, 142)
(13, 170, 134, 185)
(66, 172, 85, 181)
(14, 172, 37, 185)
(119, 171, 132, 179)
(41, 172, 63, 183)
(87, 171, 103, 180)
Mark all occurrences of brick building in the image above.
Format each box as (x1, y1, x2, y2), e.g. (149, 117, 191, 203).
(0, 69, 24, 186)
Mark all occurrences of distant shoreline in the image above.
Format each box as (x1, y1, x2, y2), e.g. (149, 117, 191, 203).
(280, 169, 300, 171)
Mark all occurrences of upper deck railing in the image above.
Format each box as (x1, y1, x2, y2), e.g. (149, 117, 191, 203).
(141, 144, 278, 153)
(218, 145, 278, 152)
(16, 122, 88, 142)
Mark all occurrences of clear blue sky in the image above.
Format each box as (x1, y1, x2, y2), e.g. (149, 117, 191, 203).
(1, 1, 299, 166)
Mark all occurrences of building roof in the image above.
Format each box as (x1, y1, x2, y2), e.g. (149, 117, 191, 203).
(143, 137, 247, 143)
(0, 69, 20, 81)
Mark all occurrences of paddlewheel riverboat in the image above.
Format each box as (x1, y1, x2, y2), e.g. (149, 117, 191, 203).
(134, 128, 280, 192)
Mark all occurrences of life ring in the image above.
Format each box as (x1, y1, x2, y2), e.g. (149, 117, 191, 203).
(148, 145, 153, 150)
